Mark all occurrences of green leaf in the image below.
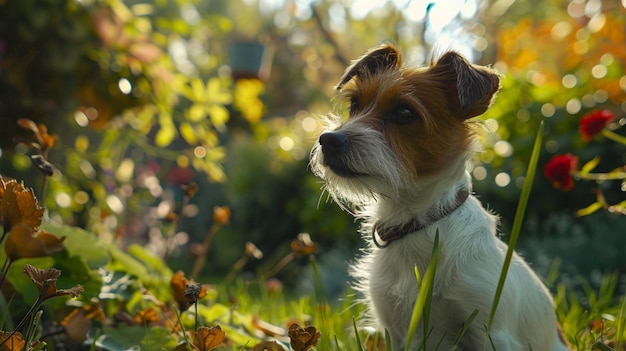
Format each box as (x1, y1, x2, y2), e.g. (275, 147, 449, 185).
(98, 270, 143, 302)
(41, 222, 109, 269)
(107, 245, 149, 279)
(127, 244, 169, 273)
(52, 250, 103, 301)
(93, 325, 178, 351)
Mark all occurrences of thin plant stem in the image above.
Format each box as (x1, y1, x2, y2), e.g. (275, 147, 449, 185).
(24, 309, 43, 348)
(573, 170, 626, 181)
(40, 174, 49, 203)
(172, 308, 193, 351)
(0, 298, 42, 348)
(0, 259, 12, 291)
(190, 224, 220, 280)
(260, 252, 295, 281)
(0, 228, 8, 246)
(224, 255, 250, 285)
(602, 129, 626, 146)
(194, 302, 199, 333)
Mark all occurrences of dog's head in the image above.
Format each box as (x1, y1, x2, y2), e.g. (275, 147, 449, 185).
(310, 44, 499, 206)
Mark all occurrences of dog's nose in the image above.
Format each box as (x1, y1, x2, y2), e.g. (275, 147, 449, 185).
(319, 132, 348, 153)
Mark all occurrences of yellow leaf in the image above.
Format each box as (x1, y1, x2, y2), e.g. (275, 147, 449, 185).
(206, 78, 232, 105)
(191, 78, 206, 102)
(155, 125, 176, 147)
(208, 105, 229, 130)
(576, 201, 603, 217)
(580, 157, 600, 176)
(180, 122, 197, 145)
(187, 104, 207, 122)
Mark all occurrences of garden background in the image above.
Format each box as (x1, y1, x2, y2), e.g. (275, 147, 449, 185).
(0, 0, 625, 350)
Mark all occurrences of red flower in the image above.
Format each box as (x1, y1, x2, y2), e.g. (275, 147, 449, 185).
(580, 110, 614, 142)
(544, 154, 578, 191)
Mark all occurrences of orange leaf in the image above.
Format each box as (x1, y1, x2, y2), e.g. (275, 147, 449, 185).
(61, 309, 91, 343)
(193, 326, 225, 351)
(17, 118, 39, 134)
(170, 271, 207, 311)
(134, 308, 160, 325)
(0, 331, 26, 351)
(0, 177, 44, 232)
(37, 123, 57, 151)
(4, 224, 65, 261)
(17, 118, 57, 152)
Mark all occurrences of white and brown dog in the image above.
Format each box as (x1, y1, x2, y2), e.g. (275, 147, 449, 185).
(310, 44, 569, 351)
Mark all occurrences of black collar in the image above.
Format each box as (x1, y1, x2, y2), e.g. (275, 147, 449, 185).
(372, 189, 470, 248)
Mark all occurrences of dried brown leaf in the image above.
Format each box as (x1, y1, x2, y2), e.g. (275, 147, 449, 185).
(288, 323, 320, 351)
(193, 326, 225, 351)
(0, 331, 26, 351)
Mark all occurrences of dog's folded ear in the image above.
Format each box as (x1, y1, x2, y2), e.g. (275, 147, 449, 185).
(435, 52, 500, 119)
(335, 44, 401, 91)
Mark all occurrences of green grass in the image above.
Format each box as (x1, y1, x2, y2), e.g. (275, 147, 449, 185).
(2, 124, 625, 351)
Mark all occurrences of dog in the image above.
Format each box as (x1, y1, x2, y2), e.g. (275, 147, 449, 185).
(310, 44, 570, 351)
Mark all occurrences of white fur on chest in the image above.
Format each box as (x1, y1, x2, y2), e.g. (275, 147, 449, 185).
(352, 196, 561, 350)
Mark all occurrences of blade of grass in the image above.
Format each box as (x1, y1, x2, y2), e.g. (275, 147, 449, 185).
(352, 317, 365, 351)
(310, 256, 332, 350)
(334, 333, 341, 350)
(451, 309, 479, 349)
(591, 341, 615, 351)
(616, 296, 626, 351)
(405, 230, 440, 351)
(385, 329, 392, 351)
(487, 121, 544, 332)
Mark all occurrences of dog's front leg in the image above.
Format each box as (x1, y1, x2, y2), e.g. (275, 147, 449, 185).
(369, 293, 409, 350)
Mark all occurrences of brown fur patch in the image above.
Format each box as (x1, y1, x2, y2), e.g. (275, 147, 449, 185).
(340, 65, 476, 179)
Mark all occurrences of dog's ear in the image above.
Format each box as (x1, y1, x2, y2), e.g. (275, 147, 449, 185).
(435, 52, 500, 119)
(335, 44, 401, 91)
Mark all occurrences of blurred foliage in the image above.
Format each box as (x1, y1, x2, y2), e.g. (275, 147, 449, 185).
(1, 0, 626, 348)
(0, 0, 625, 303)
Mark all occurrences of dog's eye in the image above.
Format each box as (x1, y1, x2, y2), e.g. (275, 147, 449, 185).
(390, 105, 418, 124)
(349, 99, 359, 115)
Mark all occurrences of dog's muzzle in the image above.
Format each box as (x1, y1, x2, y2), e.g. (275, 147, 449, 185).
(318, 131, 361, 177)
